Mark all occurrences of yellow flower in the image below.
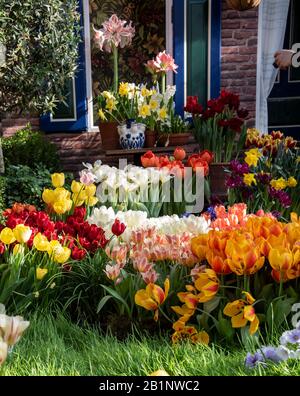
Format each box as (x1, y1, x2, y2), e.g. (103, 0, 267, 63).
(223, 292, 259, 335)
(98, 109, 107, 121)
(243, 173, 257, 187)
(139, 104, 151, 118)
(47, 241, 71, 264)
(149, 99, 159, 111)
(53, 199, 73, 215)
(85, 196, 98, 207)
(141, 87, 151, 97)
(33, 233, 50, 252)
(13, 244, 24, 256)
(71, 180, 83, 194)
(36, 268, 48, 281)
(102, 91, 115, 100)
(42, 189, 55, 205)
(84, 184, 96, 197)
(270, 178, 287, 191)
(287, 177, 298, 188)
(106, 98, 117, 112)
(53, 188, 71, 201)
(119, 82, 129, 97)
(245, 149, 262, 167)
(158, 107, 168, 121)
(149, 370, 170, 377)
(13, 224, 32, 244)
(51, 173, 65, 188)
(72, 190, 88, 207)
(0, 227, 16, 245)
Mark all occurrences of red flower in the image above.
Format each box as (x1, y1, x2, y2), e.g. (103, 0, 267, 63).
(184, 96, 203, 115)
(220, 90, 240, 111)
(237, 108, 249, 119)
(112, 219, 126, 237)
(192, 159, 209, 176)
(78, 237, 91, 251)
(227, 118, 244, 133)
(141, 151, 159, 168)
(174, 147, 186, 161)
(72, 247, 87, 261)
(0, 243, 5, 255)
(158, 155, 170, 168)
(199, 150, 214, 165)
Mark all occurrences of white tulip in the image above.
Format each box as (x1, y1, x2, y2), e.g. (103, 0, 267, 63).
(0, 314, 30, 347)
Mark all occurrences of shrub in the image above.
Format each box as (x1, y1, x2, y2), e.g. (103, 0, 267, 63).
(1, 124, 59, 171)
(0, 0, 81, 114)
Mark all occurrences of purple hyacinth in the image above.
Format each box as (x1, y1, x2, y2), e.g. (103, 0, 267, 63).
(277, 191, 292, 208)
(207, 206, 217, 221)
(230, 160, 250, 176)
(245, 351, 265, 369)
(257, 172, 272, 185)
(225, 175, 244, 189)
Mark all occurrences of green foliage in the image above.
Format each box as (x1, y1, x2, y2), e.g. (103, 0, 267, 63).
(0, 0, 81, 114)
(1, 125, 59, 171)
(4, 164, 52, 210)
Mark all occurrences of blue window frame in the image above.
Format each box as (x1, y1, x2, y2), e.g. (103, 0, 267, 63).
(40, 0, 88, 133)
(173, 0, 221, 114)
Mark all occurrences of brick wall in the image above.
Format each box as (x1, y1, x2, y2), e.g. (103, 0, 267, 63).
(0, 117, 39, 137)
(221, 2, 259, 126)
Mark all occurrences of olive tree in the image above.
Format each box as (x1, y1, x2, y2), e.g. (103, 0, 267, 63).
(0, 0, 81, 115)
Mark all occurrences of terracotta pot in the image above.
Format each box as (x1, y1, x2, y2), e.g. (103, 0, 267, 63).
(145, 130, 157, 148)
(226, 0, 261, 11)
(157, 132, 192, 147)
(209, 163, 230, 198)
(99, 122, 120, 150)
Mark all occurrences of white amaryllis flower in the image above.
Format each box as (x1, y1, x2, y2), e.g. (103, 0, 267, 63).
(0, 341, 8, 366)
(0, 314, 30, 347)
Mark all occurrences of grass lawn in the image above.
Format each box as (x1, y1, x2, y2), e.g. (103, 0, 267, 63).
(1, 313, 300, 376)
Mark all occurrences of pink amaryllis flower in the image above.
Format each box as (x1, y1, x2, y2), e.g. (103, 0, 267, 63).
(94, 14, 135, 53)
(146, 51, 178, 74)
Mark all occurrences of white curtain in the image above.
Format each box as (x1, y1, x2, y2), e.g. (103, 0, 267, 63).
(256, 0, 290, 134)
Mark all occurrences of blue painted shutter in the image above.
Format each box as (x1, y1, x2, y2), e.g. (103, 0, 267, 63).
(40, 0, 88, 133)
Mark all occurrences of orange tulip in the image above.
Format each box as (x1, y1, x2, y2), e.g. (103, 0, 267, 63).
(135, 278, 170, 321)
(194, 269, 219, 303)
(206, 250, 232, 275)
(268, 248, 293, 273)
(191, 234, 208, 261)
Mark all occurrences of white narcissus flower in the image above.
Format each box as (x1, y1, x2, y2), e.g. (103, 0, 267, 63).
(0, 341, 8, 366)
(0, 314, 30, 347)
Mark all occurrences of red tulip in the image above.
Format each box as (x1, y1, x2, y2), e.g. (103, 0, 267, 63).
(72, 247, 87, 261)
(112, 219, 126, 237)
(174, 147, 186, 161)
(141, 151, 159, 168)
(199, 150, 214, 165)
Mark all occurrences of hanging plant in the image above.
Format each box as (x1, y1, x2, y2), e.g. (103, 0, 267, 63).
(226, 0, 261, 11)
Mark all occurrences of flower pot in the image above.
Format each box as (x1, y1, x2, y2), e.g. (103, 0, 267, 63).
(145, 130, 157, 148)
(157, 132, 192, 147)
(99, 122, 120, 150)
(226, 0, 261, 11)
(209, 163, 230, 198)
(118, 122, 146, 150)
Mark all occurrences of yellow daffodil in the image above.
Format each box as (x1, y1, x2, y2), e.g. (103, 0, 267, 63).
(13, 224, 32, 244)
(149, 99, 159, 111)
(98, 109, 107, 121)
(13, 244, 24, 256)
(36, 268, 48, 281)
(158, 107, 168, 121)
(243, 173, 257, 187)
(0, 227, 16, 245)
(102, 91, 115, 100)
(106, 98, 117, 112)
(119, 82, 129, 97)
(287, 177, 298, 188)
(139, 104, 151, 118)
(51, 173, 65, 188)
(223, 292, 259, 335)
(71, 180, 83, 194)
(135, 279, 170, 321)
(33, 233, 50, 252)
(244, 149, 262, 168)
(141, 87, 152, 97)
(270, 178, 287, 191)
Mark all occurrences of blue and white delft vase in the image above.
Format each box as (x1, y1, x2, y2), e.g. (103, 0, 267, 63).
(118, 120, 146, 150)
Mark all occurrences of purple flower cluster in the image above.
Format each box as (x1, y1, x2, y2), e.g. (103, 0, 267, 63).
(256, 172, 272, 185)
(245, 329, 300, 369)
(229, 160, 250, 176)
(269, 187, 292, 209)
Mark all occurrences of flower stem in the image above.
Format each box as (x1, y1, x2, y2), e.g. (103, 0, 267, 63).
(113, 45, 119, 93)
(161, 73, 166, 95)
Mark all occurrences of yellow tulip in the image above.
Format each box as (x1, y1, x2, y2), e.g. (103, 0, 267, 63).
(71, 180, 83, 194)
(51, 173, 65, 188)
(47, 240, 71, 264)
(53, 199, 73, 215)
(36, 268, 48, 281)
(84, 184, 97, 197)
(135, 279, 170, 322)
(33, 233, 50, 252)
(53, 188, 71, 201)
(191, 234, 208, 261)
(0, 228, 16, 245)
(194, 269, 219, 303)
(42, 189, 55, 205)
(13, 224, 32, 244)
(268, 248, 293, 272)
(13, 244, 24, 256)
(85, 196, 98, 207)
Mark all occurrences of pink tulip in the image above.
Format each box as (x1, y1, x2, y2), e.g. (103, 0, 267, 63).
(142, 269, 159, 285)
(104, 263, 121, 282)
(80, 170, 96, 187)
(0, 314, 30, 346)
